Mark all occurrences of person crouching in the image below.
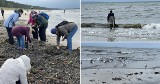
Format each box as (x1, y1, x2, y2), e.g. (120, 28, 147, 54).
(12, 26, 31, 50)
(51, 21, 78, 52)
(0, 55, 31, 84)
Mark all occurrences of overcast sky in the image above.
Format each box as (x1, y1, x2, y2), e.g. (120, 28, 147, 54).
(7, 0, 80, 9)
(82, 0, 160, 2)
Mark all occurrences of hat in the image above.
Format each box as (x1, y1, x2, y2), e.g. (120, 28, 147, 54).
(18, 9, 23, 13)
(51, 28, 57, 34)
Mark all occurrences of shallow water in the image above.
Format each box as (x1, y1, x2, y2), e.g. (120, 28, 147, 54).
(81, 2, 160, 42)
(82, 27, 160, 42)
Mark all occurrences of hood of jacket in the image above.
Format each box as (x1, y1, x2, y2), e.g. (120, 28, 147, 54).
(16, 55, 31, 73)
(14, 9, 21, 17)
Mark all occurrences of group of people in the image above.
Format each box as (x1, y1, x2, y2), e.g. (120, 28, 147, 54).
(3, 8, 78, 51)
(0, 7, 78, 84)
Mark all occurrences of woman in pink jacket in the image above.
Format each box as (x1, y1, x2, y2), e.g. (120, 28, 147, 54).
(27, 9, 38, 40)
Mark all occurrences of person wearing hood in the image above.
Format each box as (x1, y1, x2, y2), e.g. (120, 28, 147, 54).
(3, 9, 23, 45)
(32, 14, 48, 42)
(0, 55, 31, 84)
(51, 21, 78, 52)
(12, 26, 31, 50)
(27, 7, 38, 40)
(107, 10, 115, 29)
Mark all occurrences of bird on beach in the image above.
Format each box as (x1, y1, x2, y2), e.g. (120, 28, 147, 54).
(122, 62, 126, 67)
(145, 63, 147, 69)
(90, 59, 94, 64)
(153, 66, 156, 69)
(98, 57, 103, 62)
(114, 63, 117, 67)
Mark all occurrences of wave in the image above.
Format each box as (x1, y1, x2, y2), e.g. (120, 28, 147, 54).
(81, 23, 145, 28)
(142, 23, 160, 29)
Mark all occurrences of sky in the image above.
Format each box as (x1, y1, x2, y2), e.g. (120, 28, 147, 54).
(81, 0, 160, 2)
(7, 0, 80, 9)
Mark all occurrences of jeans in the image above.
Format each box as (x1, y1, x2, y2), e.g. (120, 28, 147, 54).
(16, 36, 25, 49)
(39, 25, 47, 42)
(67, 25, 78, 51)
(6, 27, 14, 44)
(32, 27, 38, 39)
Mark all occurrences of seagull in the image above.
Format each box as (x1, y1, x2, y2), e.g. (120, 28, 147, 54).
(122, 62, 126, 67)
(153, 66, 156, 69)
(90, 59, 94, 64)
(145, 63, 147, 69)
(114, 63, 117, 67)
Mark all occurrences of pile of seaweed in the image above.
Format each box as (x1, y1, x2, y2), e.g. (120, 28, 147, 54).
(0, 38, 80, 84)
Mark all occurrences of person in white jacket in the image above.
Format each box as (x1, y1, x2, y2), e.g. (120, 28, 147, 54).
(0, 55, 31, 84)
(3, 9, 23, 45)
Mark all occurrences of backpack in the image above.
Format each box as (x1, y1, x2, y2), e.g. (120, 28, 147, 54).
(55, 21, 69, 28)
(39, 12, 49, 20)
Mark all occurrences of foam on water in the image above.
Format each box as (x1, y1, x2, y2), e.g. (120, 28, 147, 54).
(142, 23, 160, 29)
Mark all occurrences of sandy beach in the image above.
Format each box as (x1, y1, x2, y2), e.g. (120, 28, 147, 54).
(0, 9, 80, 49)
(81, 46, 160, 84)
(0, 9, 80, 84)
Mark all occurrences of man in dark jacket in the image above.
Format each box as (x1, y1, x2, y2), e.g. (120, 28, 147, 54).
(107, 10, 115, 29)
(51, 21, 78, 52)
(32, 14, 48, 42)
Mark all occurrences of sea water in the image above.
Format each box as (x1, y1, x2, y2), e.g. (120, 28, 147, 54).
(81, 1, 160, 42)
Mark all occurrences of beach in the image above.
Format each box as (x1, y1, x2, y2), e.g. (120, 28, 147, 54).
(81, 46, 160, 84)
(0, 9, 80, 49)
(0, 9, 80, 83)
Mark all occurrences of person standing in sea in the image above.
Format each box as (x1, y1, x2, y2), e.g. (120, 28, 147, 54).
(107, 10, 115, 29)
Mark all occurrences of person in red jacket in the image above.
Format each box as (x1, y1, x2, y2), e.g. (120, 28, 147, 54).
(27, 7, 38, 39)
(12, 26, 31, 50)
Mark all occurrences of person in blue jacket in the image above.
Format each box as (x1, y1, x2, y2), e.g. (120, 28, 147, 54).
(3, 9, 23, 45)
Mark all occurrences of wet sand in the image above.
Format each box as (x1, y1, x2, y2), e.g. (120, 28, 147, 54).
(0, 15, 80, 83)
(81, 46, 160, 84)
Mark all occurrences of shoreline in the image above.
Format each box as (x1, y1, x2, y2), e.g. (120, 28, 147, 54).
(81, 23, 145, 28)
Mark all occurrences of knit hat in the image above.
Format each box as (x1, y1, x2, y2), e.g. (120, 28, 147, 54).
(51, 28, 57, 34)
